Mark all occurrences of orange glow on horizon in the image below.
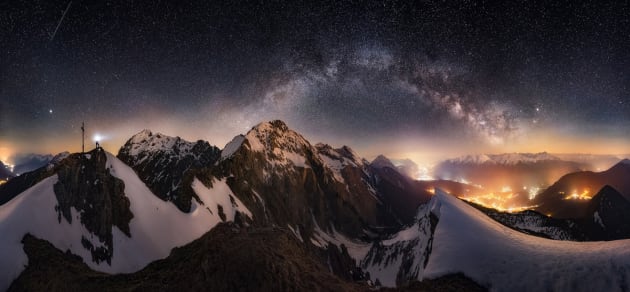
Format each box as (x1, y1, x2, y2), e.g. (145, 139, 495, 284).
(0, 145, 12, 162)
(503, 128, 630, 156)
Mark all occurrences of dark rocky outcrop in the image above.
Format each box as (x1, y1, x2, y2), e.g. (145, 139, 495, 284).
(373, 167, 433, 223)
(384, 273, 487, 292)
(117, 130, 221, 212)
(10, 223, 366, 292)
(53, 149, 133, 264)
(469, 202, 586, 241)
(580, 185, 630, 240)
(368, 156, 433, 224)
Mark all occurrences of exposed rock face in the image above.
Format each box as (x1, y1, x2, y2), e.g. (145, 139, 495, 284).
(53, 149, 133, 264)
(369, 156, 433, 224)
(117, 129, 221, 212)
(214, 120, 400, 242)
(316, 144, 404, 230)
(361, 196, 440, 287)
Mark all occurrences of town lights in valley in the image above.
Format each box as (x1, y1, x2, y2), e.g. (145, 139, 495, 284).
(458, 184, 544, 213)
(563, 189, 592, 200)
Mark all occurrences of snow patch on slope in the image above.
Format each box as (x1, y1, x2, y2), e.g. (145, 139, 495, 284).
(190, 177, 252, 219)
(310, 221, 372, 262)
(106, 151, 251, 272)
(124, 129, 200, 161)
(220, 135, 245, 160)
(593, 211, 605, 228)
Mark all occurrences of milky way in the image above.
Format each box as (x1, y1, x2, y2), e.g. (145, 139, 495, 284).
(1, 1, 629, 162)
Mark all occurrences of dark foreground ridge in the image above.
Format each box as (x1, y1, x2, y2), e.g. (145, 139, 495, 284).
(10, 223, 486, 292)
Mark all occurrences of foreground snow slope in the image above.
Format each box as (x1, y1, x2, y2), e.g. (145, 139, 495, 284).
(0, 152, 250, 291)
(424, 190, 630, 291)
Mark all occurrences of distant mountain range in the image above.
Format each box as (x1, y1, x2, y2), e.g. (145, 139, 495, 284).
(433, 153, 587, 209)
(1, 120, 629, 290)
(0, 153, 57, 181)
(433, 152, 628, 192)
(9, 153, 55, 175)
(443, 152, 563, 165)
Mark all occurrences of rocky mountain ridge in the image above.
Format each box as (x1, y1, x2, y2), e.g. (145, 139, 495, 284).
(2, 120, 630, 291)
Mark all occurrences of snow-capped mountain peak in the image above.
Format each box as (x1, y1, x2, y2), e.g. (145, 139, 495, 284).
(123, 129, 195, 158)
(117, 130, 221, 212)
(221, 120, 312, 168)
(490, 152, 560, 165)
(450, 154, 493, 164)
(447, 152, 560, 165)
(245, 120, 310, 154)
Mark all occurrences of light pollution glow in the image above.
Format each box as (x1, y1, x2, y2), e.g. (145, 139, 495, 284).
(1, 119, 624, 213)
(1, 118, 629, 166)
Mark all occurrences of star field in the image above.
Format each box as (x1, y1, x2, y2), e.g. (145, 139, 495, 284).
(1, 0, 628, 163)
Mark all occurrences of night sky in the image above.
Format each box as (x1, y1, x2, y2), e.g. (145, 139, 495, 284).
(1, 0, 629, 164)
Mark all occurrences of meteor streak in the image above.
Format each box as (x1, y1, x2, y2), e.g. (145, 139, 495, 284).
(50, 1, 72, 42)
